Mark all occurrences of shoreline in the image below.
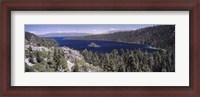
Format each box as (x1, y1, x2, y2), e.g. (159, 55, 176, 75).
(63, 38, 163, 50)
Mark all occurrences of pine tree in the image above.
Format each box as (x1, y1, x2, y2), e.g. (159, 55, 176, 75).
(126, 55, 136, 72)
(148, 54, 154, 70)
(73, 59, 79, 72)
(53, 48, 61, 70)
(28, 46, 33, 52)
(59, 56, 68, 71)
(36, 51, 43, 63)
(47, 51, 51, 60)
(110, 59, 115, 72)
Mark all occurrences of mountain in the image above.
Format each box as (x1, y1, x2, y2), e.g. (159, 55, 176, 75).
(76, 25, 175, 50)
(25, 32, 103, 72)
(106, 30, 120, 34)
(39, 33, 92, 37)
(25, 32, 57, 47)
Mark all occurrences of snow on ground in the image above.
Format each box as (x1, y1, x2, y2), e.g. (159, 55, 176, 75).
(25, 58, 35, 66)
(67, 61, 74, 71)
(25, 45, 52, 52)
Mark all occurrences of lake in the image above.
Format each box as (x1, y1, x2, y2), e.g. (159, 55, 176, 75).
(46, 37, 158, 53)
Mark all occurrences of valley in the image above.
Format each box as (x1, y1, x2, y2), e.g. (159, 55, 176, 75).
(25, 25, 175, 72)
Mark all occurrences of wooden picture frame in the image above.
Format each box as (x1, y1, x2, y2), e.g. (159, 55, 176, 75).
(0, 0, 199, 96)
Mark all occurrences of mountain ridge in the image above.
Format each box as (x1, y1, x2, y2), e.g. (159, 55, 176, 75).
(76, 25, 175, 50)
(39, 32, 93, 37)
(25, 31, 57, 47)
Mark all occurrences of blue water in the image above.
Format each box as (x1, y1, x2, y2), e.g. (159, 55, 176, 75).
(46, 37, 158, 53)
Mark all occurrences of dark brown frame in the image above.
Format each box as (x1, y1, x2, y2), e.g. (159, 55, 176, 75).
(0, 0, 199, 97)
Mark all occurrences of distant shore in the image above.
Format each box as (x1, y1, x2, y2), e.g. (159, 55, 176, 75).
(63, 38, 165, 51)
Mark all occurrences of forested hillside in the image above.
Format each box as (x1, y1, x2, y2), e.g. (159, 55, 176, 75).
(25, 32, 103, 72)
(25, 32, 57, 47)
(77, 25, 175, 50)
(75, 25, 175, 72)
(80, 49, 175, 72)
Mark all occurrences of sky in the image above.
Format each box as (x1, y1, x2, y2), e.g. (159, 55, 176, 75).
(25, 24, 156, 35)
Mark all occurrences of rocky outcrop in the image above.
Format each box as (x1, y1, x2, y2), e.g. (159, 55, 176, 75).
(25, 45, 52, 52)
(61, 47, 84, 61)
(25, 44, 103, 72)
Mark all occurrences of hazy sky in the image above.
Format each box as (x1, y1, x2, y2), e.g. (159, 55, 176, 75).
(25, 24, 155, 35)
